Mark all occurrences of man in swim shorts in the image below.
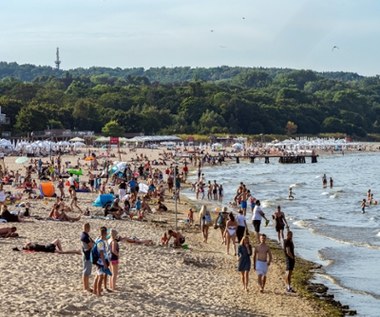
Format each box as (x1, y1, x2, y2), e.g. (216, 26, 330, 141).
(81, 223, 94, 292)
(253, 234, 272, 293)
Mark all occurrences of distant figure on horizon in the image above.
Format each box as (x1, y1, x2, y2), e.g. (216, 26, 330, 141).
(329, 177, 333, 188)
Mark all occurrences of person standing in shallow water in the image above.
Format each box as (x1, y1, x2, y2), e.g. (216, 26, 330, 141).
(272, 205, 289, 245)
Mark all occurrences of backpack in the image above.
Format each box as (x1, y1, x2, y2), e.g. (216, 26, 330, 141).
(91, 239, 102, 265)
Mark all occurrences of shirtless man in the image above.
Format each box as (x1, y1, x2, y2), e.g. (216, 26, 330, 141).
(167, 229, 185, 247)
(238, 188, 249, 216)
(0, 226, 18, 238)
(212, 180, 219, 200)
(253, 234, 272, 293)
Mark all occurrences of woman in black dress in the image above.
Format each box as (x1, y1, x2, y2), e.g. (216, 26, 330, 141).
(237, 235, 252, 292)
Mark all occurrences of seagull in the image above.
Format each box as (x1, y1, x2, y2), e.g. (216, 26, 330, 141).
(332, 45, 339, 51)
(242, 17, 246, 20)
(210, 29, 214, 32)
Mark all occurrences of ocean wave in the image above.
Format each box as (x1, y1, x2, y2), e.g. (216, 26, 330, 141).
(316, 272, 380, 300)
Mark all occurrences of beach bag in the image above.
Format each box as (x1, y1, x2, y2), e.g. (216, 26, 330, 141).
(214, 213, 223, 229)
(217, 213, 224, 227)
(91, 239, 101, 265)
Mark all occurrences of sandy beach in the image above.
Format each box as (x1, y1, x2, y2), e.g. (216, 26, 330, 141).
(0, 147, 340, 317)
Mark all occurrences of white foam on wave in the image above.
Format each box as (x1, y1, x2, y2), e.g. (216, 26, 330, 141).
(330, 193, 338, 199)
(293, 220, 309, 228)
(321, 192, 329, 196)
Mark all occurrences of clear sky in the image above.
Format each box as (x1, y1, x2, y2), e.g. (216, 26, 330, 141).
(1, 0, 379, 76)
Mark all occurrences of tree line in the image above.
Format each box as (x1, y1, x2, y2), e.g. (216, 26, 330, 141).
(0, 62, 380, 137)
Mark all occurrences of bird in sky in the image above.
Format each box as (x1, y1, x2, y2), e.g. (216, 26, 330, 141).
(210, 29, 214, 32)
(332, 45, 339, 51)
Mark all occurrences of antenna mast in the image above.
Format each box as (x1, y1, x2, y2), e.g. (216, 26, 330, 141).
(55, 47, 61, 70)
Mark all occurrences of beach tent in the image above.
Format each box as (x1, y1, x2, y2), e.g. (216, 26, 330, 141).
(92, 194, 114, 207)
(40, 182, 55, 197)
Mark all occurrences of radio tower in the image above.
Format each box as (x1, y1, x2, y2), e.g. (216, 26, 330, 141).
(55, 47, 61, 70)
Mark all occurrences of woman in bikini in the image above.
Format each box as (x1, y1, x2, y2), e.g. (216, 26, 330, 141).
(272, 205, 289, 244)
(224, 212, 238, 255)
(109, 229, 120, 291)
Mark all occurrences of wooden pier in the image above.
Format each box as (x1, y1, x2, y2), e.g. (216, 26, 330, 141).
(244, 154, 318, 164)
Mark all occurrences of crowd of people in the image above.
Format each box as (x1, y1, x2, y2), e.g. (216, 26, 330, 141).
(0, 146, 298, 300)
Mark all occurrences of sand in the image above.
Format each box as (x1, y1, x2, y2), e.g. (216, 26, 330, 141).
(0, 147, 328, 317)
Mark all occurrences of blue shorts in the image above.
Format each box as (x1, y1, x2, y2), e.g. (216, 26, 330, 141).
(241, 201, 247, 209)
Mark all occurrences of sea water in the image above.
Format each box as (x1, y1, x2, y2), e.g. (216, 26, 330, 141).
(182, 152, 380, 316)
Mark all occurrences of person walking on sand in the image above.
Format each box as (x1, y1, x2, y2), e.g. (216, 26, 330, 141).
(236, 209, 248, 244)
(224, 212, 238, 255)
(251, 200, 269, 243)
(272, 205, 289, 245)
(199, 205, 212, 243)
(109, 229, 120, 291)
(253, 233, 272, 293)
(81, 223, 94, 292)
(237, 236, 252, 292)
(284, 231, 295, 293)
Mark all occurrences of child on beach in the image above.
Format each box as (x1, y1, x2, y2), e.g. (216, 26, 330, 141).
(187, 208, 194, 225)
(160, 232, 169, 246)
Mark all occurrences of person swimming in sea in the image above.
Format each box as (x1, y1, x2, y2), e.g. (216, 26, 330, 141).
(288, 187, 295, 200)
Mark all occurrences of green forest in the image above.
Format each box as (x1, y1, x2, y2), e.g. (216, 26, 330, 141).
(1, 61, 380, 138)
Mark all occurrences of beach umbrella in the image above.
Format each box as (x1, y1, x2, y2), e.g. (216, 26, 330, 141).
(67, 168, 83, 176)
(15, 156, 28, 164)
(73, 141, 86, 147)
(69, 137, 85, 142)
